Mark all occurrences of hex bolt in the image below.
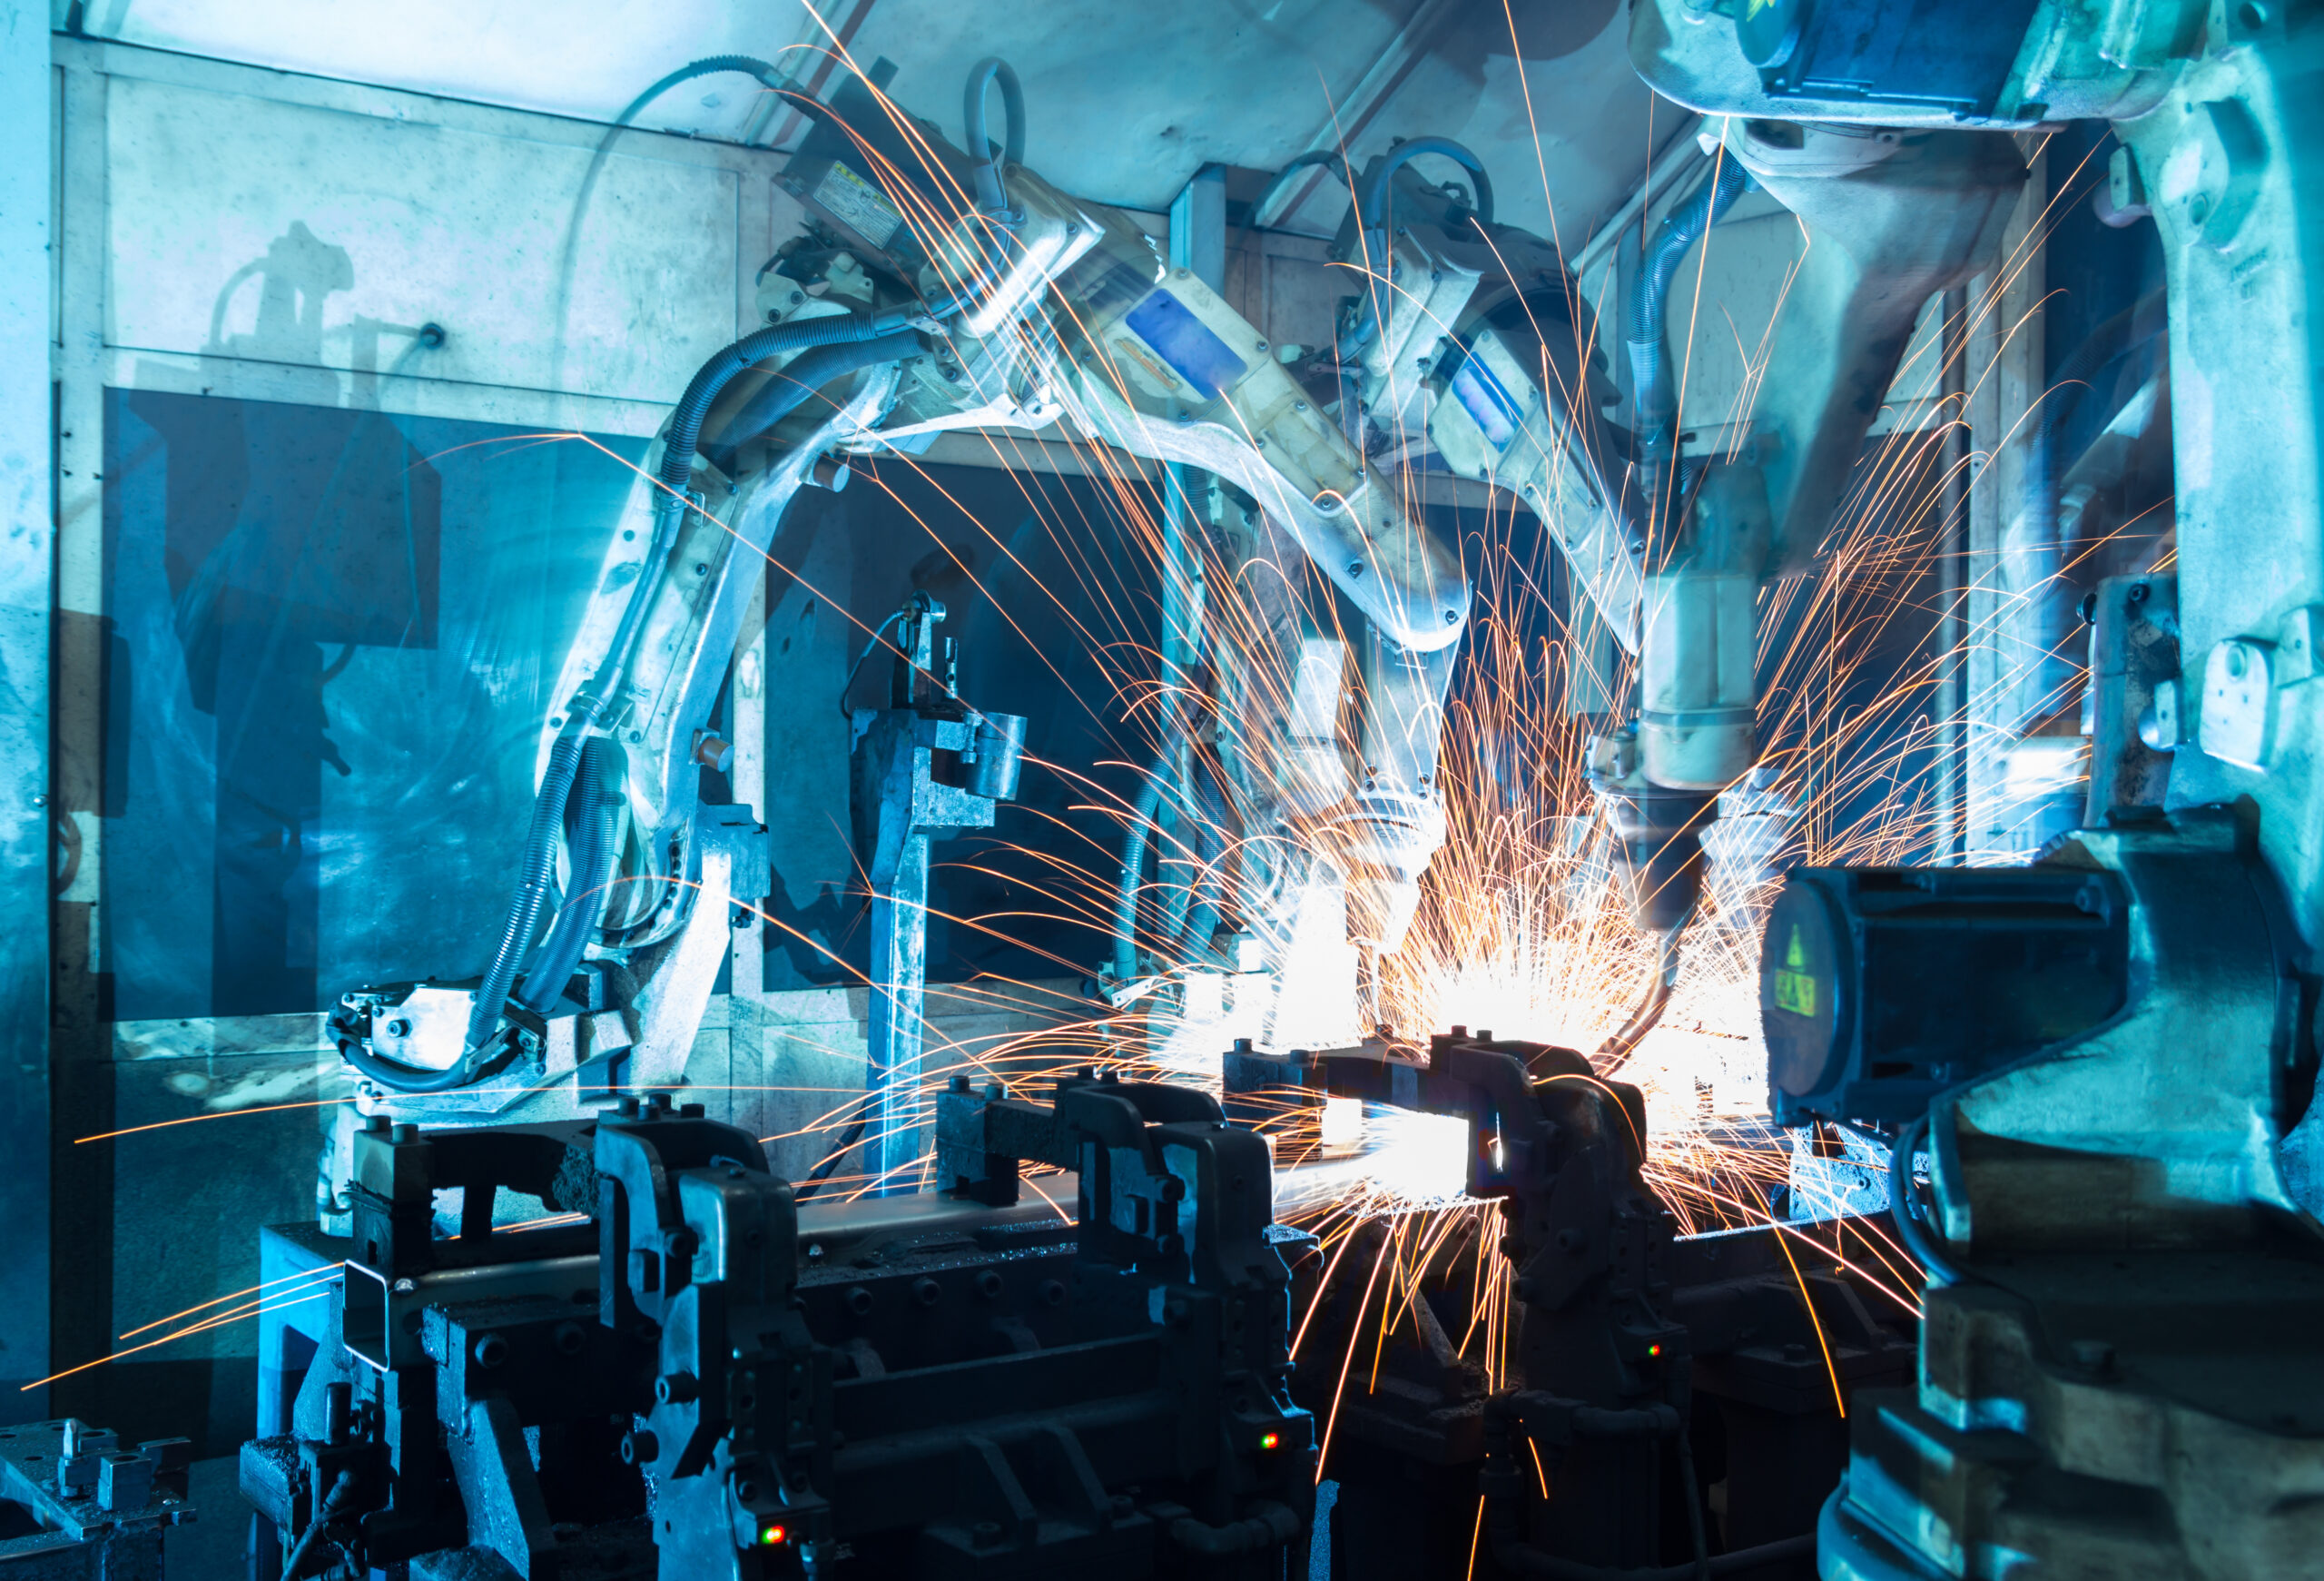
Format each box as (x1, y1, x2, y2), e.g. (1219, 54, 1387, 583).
(974, 1270, 1003, 1299)
(655, 1371, 700, 1405)
(913, 1277, 942, 1309)
(845, 1286, 874, 1317)
(553, 1322, 586, 1357)
(620, 1429, 658, 1466)
(385, 1019, 411, 1038)
(1039, 1279, 1067, 1308)
(473, 1333, 509, 1369)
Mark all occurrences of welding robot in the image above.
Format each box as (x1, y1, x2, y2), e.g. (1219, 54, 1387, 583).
(1610, 1, 2324, 1576)
(314, 56, 1713, 1179)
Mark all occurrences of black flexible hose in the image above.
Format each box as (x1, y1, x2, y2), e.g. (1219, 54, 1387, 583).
(517, 736, 627, 1015)
(444, 478, 689, 1081)
(1354, 137, 1495, 340)
(1627, 156, 1753, 442)
(548, 55, 826, 392)
(1888, 1112, 1971, 1287)
(338, 1023, 483, 1097)
(468, 719, 592, 1049)
(702, 328, 924, 475)
(659, 314, 919, 493)
(962, 57, 1025, 219)
(281, 1470, 356, 1581)
(1364, 135, 1496, 232)
(1252, 148, 1357, 228)
(1598, 899, 1694, 1069)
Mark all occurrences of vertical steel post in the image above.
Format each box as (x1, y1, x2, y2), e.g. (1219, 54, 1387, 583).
(866, 821, 931, 1192)
(1, 5, 53, 1411)
(1934, 284, 1971, 865)
(1157, 166, 1227, 955)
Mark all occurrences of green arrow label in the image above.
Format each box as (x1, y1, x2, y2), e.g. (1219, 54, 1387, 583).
(1773, 924, 1817, 1017)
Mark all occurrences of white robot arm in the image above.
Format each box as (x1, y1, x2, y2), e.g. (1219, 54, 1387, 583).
(330, 56, 1474, 1110)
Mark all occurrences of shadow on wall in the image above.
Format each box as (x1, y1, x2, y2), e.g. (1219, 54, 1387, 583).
(143, 223, 439, 1013)
(103, 221, 644, 1020)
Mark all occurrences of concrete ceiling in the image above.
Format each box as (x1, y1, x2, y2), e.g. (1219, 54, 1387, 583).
(56, 0, 1685, 242)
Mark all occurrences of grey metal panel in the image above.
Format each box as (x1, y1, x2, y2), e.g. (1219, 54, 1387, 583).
(0, 1, 54, 1410)
(82, 0, 1664, 239)
(103, 74, 743, 403)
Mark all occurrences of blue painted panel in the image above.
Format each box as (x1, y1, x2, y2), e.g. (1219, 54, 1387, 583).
(1124, 288, 1249, 402)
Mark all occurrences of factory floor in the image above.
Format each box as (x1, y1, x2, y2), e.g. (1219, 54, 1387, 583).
(161, 1463, 1343, 1577)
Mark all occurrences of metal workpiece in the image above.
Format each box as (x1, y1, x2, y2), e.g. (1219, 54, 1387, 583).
(0, 1422, 192, 1580)
(248, 1083, 1314, 1580)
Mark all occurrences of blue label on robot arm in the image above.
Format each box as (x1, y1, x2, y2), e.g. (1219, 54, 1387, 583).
(1123, 289, 1249, 402)
(1450, 351, 1522, 450)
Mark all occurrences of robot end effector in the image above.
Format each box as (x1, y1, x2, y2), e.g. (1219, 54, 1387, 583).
(1584, 117, 2029, 954)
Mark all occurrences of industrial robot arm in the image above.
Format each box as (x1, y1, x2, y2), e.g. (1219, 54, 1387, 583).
(330, 56, 1474, 1118)
(1271, 122, 2024, 1056)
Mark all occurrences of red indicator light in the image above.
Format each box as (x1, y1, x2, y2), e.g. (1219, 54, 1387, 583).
(1648, 1344, 1662, 1358)
(1260, 1432, 1281, 1450)
(760, 1524, 789, 1546)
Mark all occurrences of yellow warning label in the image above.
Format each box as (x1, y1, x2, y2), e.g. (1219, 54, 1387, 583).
(1772, 924, 1817, 1017)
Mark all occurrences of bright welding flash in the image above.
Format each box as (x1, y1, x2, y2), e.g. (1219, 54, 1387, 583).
(1490, 1124, 1506, 1173)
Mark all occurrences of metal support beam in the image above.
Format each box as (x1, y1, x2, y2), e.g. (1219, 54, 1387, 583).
(1, 3, 54, 1412)
(729, 563, 768, 999)
(1933, 284, 1971, 864)
(1965, 152, 2046, 861)
(1157, 167, 1226, 957)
